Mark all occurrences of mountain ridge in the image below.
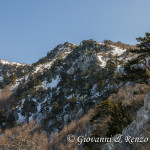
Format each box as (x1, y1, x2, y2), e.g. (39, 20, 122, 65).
(0, 39, 131, 130)
(1, 38, 146, 150)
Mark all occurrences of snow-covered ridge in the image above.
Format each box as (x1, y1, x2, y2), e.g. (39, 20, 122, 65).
(33, 43, 75, 73)
(97, 46, 126, 68)
(0, 59, 26, 66)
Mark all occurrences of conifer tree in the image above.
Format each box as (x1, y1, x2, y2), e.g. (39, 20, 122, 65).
(130, 32, 150, 65)
(106, 102, 132, 137)
(119, 32, 150, 82)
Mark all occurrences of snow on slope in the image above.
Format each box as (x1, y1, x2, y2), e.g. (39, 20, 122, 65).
(0, 59, 26, 66)
(97, 45, 126, 68)
(42, 75, 60, 90)
(61, 51, 72, 59)
(115, 65, 125, 75)
(34, 60, 55, 73)
(98, 55, 106, 67)
(111, 46, 126, 56)
(17, 99, 25, 123)
(34, 50, 72, 73)
(0, 76, 3, 81)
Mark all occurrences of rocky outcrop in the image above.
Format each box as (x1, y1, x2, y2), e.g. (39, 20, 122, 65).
(101, 92, 150, 150)
(68, 52, 98, 74)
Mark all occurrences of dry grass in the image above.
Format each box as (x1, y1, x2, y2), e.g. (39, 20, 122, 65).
(108, 83, 150, 119)
(109, 83, 150, 105)
(111, 41, 136, 50)
(0, 110, 93, 150)
(0, 85, 12, 110)
(0, 83, 149, 150)
(0, 120, 49, 150)
(0, 86, 12, 101)
(87, 83, 150, 149)
(49, 109, 93, 150)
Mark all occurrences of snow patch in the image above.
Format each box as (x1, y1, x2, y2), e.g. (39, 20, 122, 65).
(0, 76, 3, 81)
(0, 59, 26, 66)
(98, 55, 106, 67)
(66, 94, 74, 99)
(17, 99, 25, 123)
(115, 65, 125, 75)
(61, 51, 72, 59)
(34, 60, 55, 73)
(42, 75, 60, 89)
(111, 46, 126, 56)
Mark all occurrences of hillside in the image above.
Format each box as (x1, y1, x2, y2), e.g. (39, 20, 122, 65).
(0, 40, 127, 129)
(0, 34, 150, 150)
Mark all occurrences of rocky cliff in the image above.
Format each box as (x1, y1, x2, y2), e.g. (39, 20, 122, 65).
(101, 92, 150, 150)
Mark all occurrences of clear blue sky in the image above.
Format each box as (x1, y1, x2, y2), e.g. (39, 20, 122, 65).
(0, 0, 150, 64)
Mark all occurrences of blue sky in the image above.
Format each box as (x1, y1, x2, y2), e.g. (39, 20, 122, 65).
(0, 0, 150, 64)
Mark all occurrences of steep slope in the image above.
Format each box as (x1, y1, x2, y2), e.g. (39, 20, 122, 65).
(0, 39, 135, 134)
(0, 59, 29, 88)
(1, 33, 150, 150)
(2, 40, 130, 131)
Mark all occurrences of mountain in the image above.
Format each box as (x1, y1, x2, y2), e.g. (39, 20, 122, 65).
(0, 40, 127, 129)
(0, 37, 149, 150)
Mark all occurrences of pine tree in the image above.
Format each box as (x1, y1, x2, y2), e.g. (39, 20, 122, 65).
(10, 74, 17, 84)
(119, 32, 150, 83)
(130, 32, 150, 66)
(0, 110, 6, 130)
(3, 75, 9, 85)
(90, 100, 114, 123)
(106, 102, 132, 137)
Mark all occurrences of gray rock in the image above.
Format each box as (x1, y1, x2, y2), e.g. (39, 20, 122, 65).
(101, 92, 150, 150)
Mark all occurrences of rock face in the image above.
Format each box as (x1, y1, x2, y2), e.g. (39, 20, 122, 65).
(67, 52, 98, 74)
(101, 92, 150, 150)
